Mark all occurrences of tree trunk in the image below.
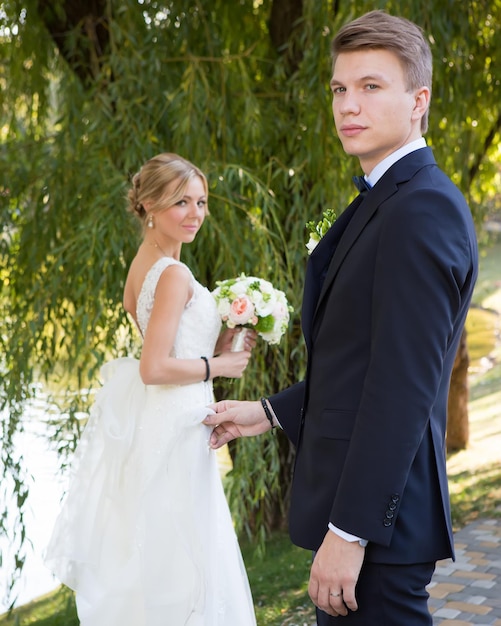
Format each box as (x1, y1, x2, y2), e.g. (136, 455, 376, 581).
(269, 0, 304, 73)
(447, 327, 470, 452)
(37, 0, 110, 87)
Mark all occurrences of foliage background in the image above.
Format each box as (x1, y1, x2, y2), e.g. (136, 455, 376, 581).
(1, 0, 500, 595)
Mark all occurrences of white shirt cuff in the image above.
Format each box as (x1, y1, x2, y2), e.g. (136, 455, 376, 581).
(328, 523, 368, 547)
(267, 402, 282, 429)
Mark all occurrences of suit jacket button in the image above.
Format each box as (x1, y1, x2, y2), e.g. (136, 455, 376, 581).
(388, 503, 397, 511)
(383, 519, 392, 527)
(391, 494, 400, 503)
(385, 511, 394, 519)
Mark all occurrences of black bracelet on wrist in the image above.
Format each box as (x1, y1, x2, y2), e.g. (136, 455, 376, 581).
(200, 356, 210, 382)
(260, 397, 275, 429)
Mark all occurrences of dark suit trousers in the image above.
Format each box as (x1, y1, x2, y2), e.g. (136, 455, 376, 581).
(315, 561, 435, 626)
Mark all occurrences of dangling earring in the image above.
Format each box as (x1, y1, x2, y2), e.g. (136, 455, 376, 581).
(147, 214, 154, 229)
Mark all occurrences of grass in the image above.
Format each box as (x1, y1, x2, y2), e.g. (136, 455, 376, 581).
(0, 587, 77, 626)
(447, 359, 501, 529)
(471, 233, 501, 304)
(1, 234, 500, 626)
(243, 534, 316, 625)
(466, 306, 498, 367)
(448, 231, 501, 528)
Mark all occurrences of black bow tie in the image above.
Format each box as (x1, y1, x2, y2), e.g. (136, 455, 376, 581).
(352, 175, 372, 195)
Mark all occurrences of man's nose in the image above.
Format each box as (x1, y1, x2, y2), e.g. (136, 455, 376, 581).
(338, 90, 361, 114)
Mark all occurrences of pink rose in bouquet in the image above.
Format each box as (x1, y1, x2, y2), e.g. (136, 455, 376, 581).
(228, 296, 257, 327)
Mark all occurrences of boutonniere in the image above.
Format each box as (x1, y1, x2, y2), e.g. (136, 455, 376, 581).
(305, 209, 337, 255)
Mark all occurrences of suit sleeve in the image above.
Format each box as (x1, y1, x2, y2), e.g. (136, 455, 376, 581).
(330, 186, 475, 545)
(269, 381, 305, 448)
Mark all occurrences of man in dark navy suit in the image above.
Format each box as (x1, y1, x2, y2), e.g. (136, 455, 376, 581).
(204, 10, 478, 625)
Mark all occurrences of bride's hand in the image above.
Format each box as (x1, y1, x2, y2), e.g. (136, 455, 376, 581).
(213, 349, 252, 379)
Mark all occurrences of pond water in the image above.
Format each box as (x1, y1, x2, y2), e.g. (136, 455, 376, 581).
(0, 397, 66, 613)
(0, 394, 230, 615)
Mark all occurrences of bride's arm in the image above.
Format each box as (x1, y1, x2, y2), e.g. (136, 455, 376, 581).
(140, 266, 251, 385)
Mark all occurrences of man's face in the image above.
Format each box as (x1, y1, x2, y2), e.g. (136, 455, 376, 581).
(330, 49, 428, 174)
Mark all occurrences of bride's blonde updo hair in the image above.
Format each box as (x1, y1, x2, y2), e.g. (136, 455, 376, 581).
(127, 153, 208, 228)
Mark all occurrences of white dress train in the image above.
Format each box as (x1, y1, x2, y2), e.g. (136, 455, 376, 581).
(45, 257, 257, 626)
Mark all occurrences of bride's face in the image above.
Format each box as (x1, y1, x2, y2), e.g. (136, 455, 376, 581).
(155, 176, 208, 245)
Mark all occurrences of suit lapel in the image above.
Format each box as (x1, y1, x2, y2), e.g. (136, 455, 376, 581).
(302, 197, 362, 348)
(315, 189, 386, 314)
(311, 148, 438, 334)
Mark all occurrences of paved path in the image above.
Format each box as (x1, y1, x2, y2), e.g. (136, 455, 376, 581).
(430, 518, 501, 625)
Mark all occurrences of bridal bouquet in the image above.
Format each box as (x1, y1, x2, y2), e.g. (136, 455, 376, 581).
(305, 208, 337, 254)
(212, 274, 292, 349)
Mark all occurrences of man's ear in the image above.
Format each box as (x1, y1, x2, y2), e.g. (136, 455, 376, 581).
(412, 86, 431, 120)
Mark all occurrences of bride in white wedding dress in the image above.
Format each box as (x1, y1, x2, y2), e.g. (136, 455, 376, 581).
(45, 153, 257, 626)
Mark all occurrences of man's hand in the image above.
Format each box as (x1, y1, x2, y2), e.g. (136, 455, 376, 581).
(203, 400, 271, 448)
(309, 530, 365, 617)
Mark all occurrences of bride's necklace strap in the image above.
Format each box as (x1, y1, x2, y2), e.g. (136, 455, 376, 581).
(147, 239, 169, 257)
(143, 237, 181, 260)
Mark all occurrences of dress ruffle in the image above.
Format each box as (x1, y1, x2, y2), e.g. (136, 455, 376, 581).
(45, 358, 256, 625)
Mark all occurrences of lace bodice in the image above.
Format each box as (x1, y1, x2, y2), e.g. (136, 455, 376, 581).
(136, 257, 221, 359)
